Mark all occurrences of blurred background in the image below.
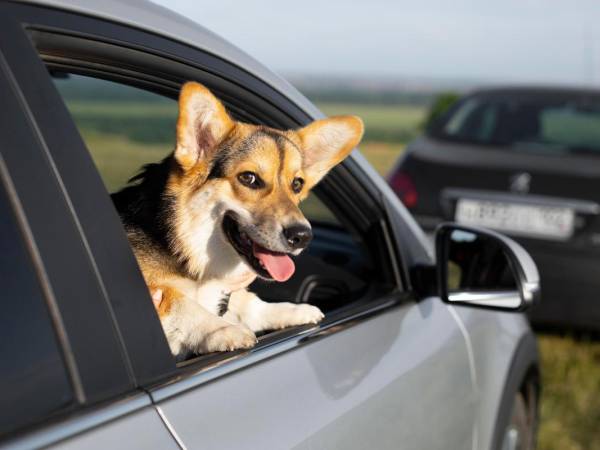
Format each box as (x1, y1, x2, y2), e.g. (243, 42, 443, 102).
(80, 1, 600, 448)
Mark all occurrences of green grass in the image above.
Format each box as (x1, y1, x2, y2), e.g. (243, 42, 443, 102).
(77, 131, 173, 192)
(359, 141, 404, 176)
(537, 334, 600, 450)
(64, 99, 409, 192)
(318, 102, 426, 143)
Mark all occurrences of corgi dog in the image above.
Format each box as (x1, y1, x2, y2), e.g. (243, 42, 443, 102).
(112, 82, 363, 360)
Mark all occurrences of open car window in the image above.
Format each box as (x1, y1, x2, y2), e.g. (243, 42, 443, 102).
(51, 72, 378, 319)
(0, 5, 401, 391)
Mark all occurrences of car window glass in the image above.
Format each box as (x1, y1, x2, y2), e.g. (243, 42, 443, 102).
(0, 182, 73, 436)
(540, 106, 600, 153)
(51, 72, 373, 313)
(436, 95, 600, 156)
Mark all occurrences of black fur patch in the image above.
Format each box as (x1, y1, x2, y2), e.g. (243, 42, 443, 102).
(111, 156, 175, 252)
(206, 132, 258, 180)
(217, 292, 231, 316)
(207, 149, 232, 179)
(256, 128, 303, 165)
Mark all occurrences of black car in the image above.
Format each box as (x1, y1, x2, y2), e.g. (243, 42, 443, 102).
(389, 87, 600, 331)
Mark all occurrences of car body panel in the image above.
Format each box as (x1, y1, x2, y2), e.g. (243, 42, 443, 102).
(48, 407, 178, 450)
(0, 395, 164, 450)
(155, 298, 476, 450)
(448, 306, 536, 450)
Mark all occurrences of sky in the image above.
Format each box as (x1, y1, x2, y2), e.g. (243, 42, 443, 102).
(152, 0, 600, 86)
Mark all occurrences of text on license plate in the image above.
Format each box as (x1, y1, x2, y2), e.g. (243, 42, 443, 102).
(455, 199, 574, 240)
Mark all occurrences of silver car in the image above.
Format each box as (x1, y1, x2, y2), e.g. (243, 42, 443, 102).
(0, 1, 540, 449)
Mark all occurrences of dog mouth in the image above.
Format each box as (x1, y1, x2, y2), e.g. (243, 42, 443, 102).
(222, 214, 295, 282)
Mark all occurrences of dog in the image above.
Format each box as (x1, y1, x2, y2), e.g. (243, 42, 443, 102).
(112, 82, 363, 360)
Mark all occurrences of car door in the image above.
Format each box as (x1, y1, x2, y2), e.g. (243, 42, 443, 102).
(154, 301, 477, 450)
(0, 14, 178, 448)
(0, 3, 478, 449)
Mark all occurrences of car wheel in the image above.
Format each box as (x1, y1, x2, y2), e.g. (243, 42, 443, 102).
(500, 382, 538, 450)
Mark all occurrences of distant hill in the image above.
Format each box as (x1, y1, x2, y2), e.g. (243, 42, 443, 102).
(287, 74, 473, 106)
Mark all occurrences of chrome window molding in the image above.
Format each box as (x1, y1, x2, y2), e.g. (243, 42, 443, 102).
(448, 291, 522, 309)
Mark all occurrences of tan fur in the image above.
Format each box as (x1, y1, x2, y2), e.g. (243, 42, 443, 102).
(129, 81, 363, 358)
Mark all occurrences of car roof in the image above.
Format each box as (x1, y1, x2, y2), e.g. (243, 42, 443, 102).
(468, 85, 600, 100)
(21, 0, 323, 119)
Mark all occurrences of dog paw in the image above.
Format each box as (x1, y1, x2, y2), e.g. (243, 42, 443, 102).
(201, 324, 258, 353)
(294, 304, 325, 324)
(273, 303, 325, 328)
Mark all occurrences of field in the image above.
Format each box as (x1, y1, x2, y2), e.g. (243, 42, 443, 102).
(318, 103, 425, 144)
(54, 74, 598, 449)
(537, 335, 600, 450)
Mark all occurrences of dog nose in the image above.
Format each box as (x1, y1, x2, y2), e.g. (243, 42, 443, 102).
(283, 225, 313, 250)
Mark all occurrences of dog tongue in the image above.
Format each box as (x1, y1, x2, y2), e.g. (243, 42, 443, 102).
(252, 243, 295, 282)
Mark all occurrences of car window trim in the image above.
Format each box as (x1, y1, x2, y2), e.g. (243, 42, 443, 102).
(7, 2, 409, 386)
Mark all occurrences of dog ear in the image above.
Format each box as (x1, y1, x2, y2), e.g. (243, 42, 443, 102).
(175, 82, 234, 170)
(298, 116, 364, 188)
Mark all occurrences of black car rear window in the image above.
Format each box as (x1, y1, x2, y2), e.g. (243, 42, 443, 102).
(429, 93, 600, 156)
(0, 182, 74, 436)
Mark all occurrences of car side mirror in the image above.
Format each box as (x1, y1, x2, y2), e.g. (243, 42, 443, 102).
(435, 224, 540, 311)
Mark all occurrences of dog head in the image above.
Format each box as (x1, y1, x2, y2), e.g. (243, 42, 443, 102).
(169, 82, 363, 284)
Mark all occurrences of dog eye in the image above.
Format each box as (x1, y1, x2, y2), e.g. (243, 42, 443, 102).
(291, 177, 304, 193)
(237, 171, 263, 189)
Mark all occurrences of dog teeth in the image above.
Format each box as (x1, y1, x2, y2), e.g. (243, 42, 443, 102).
(240, 232, 252, 246)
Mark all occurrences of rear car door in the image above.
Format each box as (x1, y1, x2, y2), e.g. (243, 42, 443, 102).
(1, 3, 478, 448)
(0, 6, 178, 449)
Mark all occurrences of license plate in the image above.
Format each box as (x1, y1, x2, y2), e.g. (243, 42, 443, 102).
(455, 199, 574, 240)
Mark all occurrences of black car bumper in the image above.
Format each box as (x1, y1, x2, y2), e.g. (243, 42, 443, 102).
(525, 244, 600, 331)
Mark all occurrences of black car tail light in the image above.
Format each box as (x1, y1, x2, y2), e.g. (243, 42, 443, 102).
(389, 170, 418, 208)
